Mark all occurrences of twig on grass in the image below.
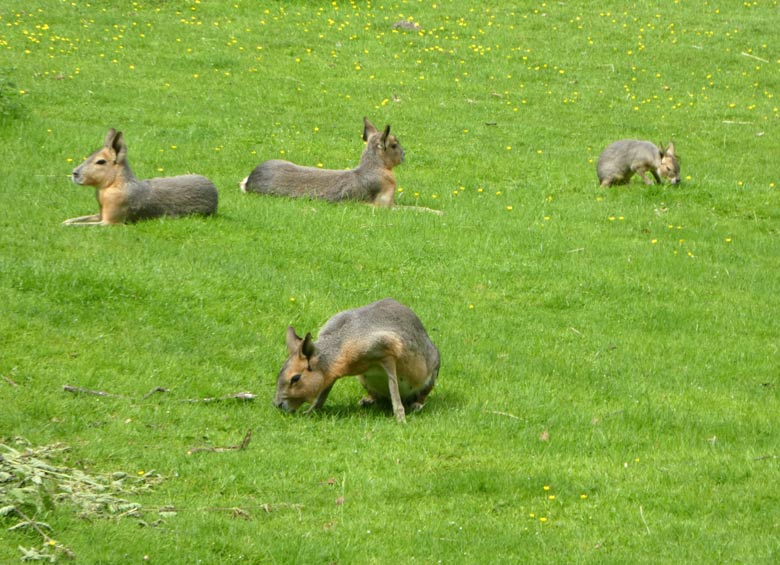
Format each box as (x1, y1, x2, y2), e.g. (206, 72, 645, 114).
(187, 429, 253, 454)
(3, 375, 19, 387)
(741, 51, 769, 63)
(62, 385, 256, 403)
(204, 502, 304, 520)
(63, 385, 129, 399)
(639, 505, 651, 535)
(591, 409, 625, 425)
(486, 410, 519, 419)
(12, 505, 77, 560)
(180, 391, 257, 403)
(142, 386, 169, 399)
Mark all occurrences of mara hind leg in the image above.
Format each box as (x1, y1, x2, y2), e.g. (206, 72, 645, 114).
(407, 370, 438, 413)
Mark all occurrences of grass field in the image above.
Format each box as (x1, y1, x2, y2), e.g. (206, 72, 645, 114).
(1, 1, 779, 562)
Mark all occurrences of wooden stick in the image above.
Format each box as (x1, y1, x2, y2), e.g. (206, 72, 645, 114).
(11, 507, 76, 558)
(486, 410, 519, 419)
(188, 430, 252, 454)
(180, 392, 257, 403)
(741, 51, 769, 63)
(63, 385, 255, 403)
(62, 385, 129, 399)
(142, 386, 169, 399)
(639, 506, 651, 535)
(3, 375, 19, 387)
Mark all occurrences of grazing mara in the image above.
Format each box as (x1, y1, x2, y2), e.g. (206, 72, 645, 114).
(274, 298, 441, 423)
(597, 140, 680, 187)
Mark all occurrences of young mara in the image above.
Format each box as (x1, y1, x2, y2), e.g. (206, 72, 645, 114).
(597, 140, 680, 187)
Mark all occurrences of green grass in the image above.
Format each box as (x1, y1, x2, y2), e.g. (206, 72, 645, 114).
(1, 0, 779, 562)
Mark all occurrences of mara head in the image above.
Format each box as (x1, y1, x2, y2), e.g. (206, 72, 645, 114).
(658, 141, 680, 185)
(72, 128, 130, 189)
(362, 117, 405, 169)
(273, 327, 326, 413)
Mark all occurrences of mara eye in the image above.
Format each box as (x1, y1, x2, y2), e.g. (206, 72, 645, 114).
(290, 374, 301, 384)
(95, 159, 107, 165)
(391, 144, 398, 149)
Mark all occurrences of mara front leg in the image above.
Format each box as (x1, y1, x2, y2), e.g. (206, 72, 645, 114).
(632, 164, 657, 185)
(62, 213, 102, 225)
(306, 382, 335, 414)
(379, 357, 407, 423)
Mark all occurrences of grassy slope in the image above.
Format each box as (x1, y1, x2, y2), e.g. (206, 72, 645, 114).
(1, 1, 779, 562)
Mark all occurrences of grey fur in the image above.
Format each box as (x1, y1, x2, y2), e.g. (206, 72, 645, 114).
(121, 175, 219, 222)
(66, 128, 218, 225)
(241, 118, 403, 207)
(274, 298, 440, 422)
(597, 139, 680, 187)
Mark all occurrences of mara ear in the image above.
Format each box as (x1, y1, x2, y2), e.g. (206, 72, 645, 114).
(103, 128, 119, 148)
(286, 326, 303, 355)
(362, 117, 378, 141)
(301, 332, 317, 360)
(110, 131, 128, 164)
(666, 141, 675, 156)
(380, 125, 391, 148)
